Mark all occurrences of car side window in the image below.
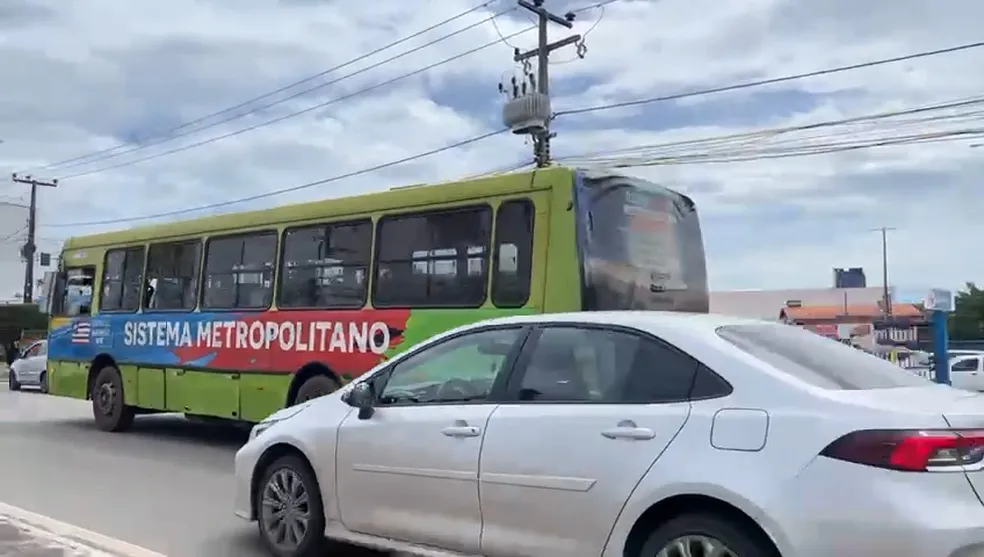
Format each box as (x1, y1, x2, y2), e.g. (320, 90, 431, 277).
(23, 343, 41, 358)
(515, 326, 704, 403)
(952, 358, 978, 372)
(36, 342, 47, 357)
(378, 327, 523, 405)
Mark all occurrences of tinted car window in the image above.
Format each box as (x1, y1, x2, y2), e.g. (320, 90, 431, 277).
(717, 323, 929, 390)
(516, 327, 708, 403)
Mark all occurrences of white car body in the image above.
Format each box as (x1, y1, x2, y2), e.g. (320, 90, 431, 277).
(10, 340, 48, 389)
(235, 311, 984, 557)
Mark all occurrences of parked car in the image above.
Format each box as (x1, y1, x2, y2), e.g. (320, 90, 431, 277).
(8, 339, 48, 392)
(949, 354, 984, 392)
(234, 311, 984, 557)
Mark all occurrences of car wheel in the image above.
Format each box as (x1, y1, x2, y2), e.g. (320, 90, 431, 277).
(7, 368, 20, 391)
(639, 513, 777, 557)
(294, 375, 339, 405)
(257, 455, 326, 557)
(91, 366, 135, 432)
(39, 371, 48, 394)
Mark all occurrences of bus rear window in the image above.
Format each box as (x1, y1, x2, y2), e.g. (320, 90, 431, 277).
(574, 172, 709, 313)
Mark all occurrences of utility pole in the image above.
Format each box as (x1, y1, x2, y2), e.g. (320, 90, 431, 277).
(11, 173, 57, 303)
(501, 0, 583, 167)
(871, 226, 896, 316)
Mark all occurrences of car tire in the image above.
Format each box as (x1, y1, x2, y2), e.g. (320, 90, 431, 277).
(294, 374, 339, 405)
(90, 366, 135, 432)
(256, 455, 327, 557)
(39, 371, 48, 394)
(7, 369, 20, 391)
(638, 513, 777, 557)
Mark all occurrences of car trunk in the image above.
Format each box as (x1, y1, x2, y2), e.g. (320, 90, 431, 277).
(832, 385, 984, 504)
(942, 398, 984, 504)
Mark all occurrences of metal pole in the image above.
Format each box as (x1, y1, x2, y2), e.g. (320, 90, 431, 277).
(871, 226, 895, 315)
(11, 174, 58, 303)
(932, 309, 950, 384)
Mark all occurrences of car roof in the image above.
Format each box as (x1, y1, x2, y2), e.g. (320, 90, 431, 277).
(470, 310, 768, 335)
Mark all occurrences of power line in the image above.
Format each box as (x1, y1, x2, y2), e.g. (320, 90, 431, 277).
(46, 129, 511, 228)
(555, 40, 984, 117)
(56, 10, 529, 179)
(0, 225, 26, 243)
(31, 0, 501, 173)
(56, 21, 535, 181)
(557, 95, 984, 165)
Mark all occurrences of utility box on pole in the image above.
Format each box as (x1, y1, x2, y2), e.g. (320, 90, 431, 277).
(500, 0, 583, 167)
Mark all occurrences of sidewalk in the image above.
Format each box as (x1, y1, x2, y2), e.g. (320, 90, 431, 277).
(0, 514, 111, 556)
(0, 504, 165, 557)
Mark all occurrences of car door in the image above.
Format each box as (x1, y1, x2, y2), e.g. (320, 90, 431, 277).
(478, 324, 700, 557)
(949, 356, 981, 391)
(334, 325, 528, 553)
(17, 341, 44, 384)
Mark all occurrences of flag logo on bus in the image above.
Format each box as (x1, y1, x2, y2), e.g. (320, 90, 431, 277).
(71, 321, 91, 344)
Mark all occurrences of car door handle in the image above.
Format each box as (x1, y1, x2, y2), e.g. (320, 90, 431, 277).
(602, 427, 656, 440)
(602, 420, 656, 440)
(441, 426, 481, 438)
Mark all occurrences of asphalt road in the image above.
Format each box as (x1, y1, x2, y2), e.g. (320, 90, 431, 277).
(0, 384, 266, 557)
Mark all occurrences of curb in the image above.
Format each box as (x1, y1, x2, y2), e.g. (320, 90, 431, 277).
(0, 501, 166, 557)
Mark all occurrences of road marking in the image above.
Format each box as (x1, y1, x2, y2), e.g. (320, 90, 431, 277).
(0, 501, 167, 557)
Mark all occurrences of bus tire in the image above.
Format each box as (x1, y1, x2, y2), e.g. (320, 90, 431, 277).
(91, 366, 135, 432)
(294, 374, 339, 405)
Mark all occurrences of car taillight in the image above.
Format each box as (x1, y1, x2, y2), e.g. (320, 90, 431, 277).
(821, 429, 984, 471)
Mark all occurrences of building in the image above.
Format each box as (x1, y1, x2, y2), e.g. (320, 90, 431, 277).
(710, 287, 925, 349)
(833, 267, 867, 288)
(710, 287, 886, 320)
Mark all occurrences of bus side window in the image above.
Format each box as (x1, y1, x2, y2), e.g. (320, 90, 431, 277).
(373, 206, 492, 308)
(202, 232, 278, 310)
(54, 267, 95, 317)
(279, 220, 372, 309)
(100, 247, 145, 312)
(144, 239, 202, 311)
(492, 199, 534, 308)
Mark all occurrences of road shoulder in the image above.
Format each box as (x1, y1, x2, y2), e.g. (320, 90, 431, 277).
(0, 501, 166, 557)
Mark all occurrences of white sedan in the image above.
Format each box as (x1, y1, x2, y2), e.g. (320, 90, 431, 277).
(8, 339, 48, 392)
(234, 311, 984, 557)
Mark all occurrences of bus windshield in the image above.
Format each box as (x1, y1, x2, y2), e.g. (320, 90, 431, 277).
(574, 171, 709, 313)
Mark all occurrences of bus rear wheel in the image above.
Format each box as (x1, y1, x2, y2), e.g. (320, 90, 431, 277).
(294, 375, 339, 405)
(91, 366, 135, 432)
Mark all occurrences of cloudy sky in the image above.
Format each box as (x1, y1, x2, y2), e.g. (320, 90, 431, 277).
(0, 0, 981, 301)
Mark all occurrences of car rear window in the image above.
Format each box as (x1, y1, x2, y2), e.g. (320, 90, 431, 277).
(717, 323, 930, 390)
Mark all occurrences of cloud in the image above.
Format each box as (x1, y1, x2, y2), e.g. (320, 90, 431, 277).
(0, 0, 980, 302)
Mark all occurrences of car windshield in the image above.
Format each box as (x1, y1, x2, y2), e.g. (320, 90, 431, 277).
(717, 323, 930, 390)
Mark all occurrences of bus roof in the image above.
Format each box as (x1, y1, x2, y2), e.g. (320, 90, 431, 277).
(62, 166, 576, 250)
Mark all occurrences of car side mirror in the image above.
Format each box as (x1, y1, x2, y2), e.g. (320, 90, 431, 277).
(348, 383, 375, 420)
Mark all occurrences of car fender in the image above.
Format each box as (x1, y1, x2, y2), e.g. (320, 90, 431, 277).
(601, 412, 795, 557)
(262, 395, 355, 523)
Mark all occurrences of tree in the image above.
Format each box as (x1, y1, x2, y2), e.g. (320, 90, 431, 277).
(948, 283, 984, 340)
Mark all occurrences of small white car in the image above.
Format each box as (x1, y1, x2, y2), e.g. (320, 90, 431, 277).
(8, 339, 48, 392)
(949, 353, 984, 392)
(234, 311, 984, 557)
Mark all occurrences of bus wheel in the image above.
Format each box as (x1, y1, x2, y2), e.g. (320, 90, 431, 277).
(91, 366, 135, 432)
(294, 375, 339, 405)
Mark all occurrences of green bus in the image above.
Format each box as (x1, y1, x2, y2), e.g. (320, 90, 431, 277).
(43, 166, 708, 431)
